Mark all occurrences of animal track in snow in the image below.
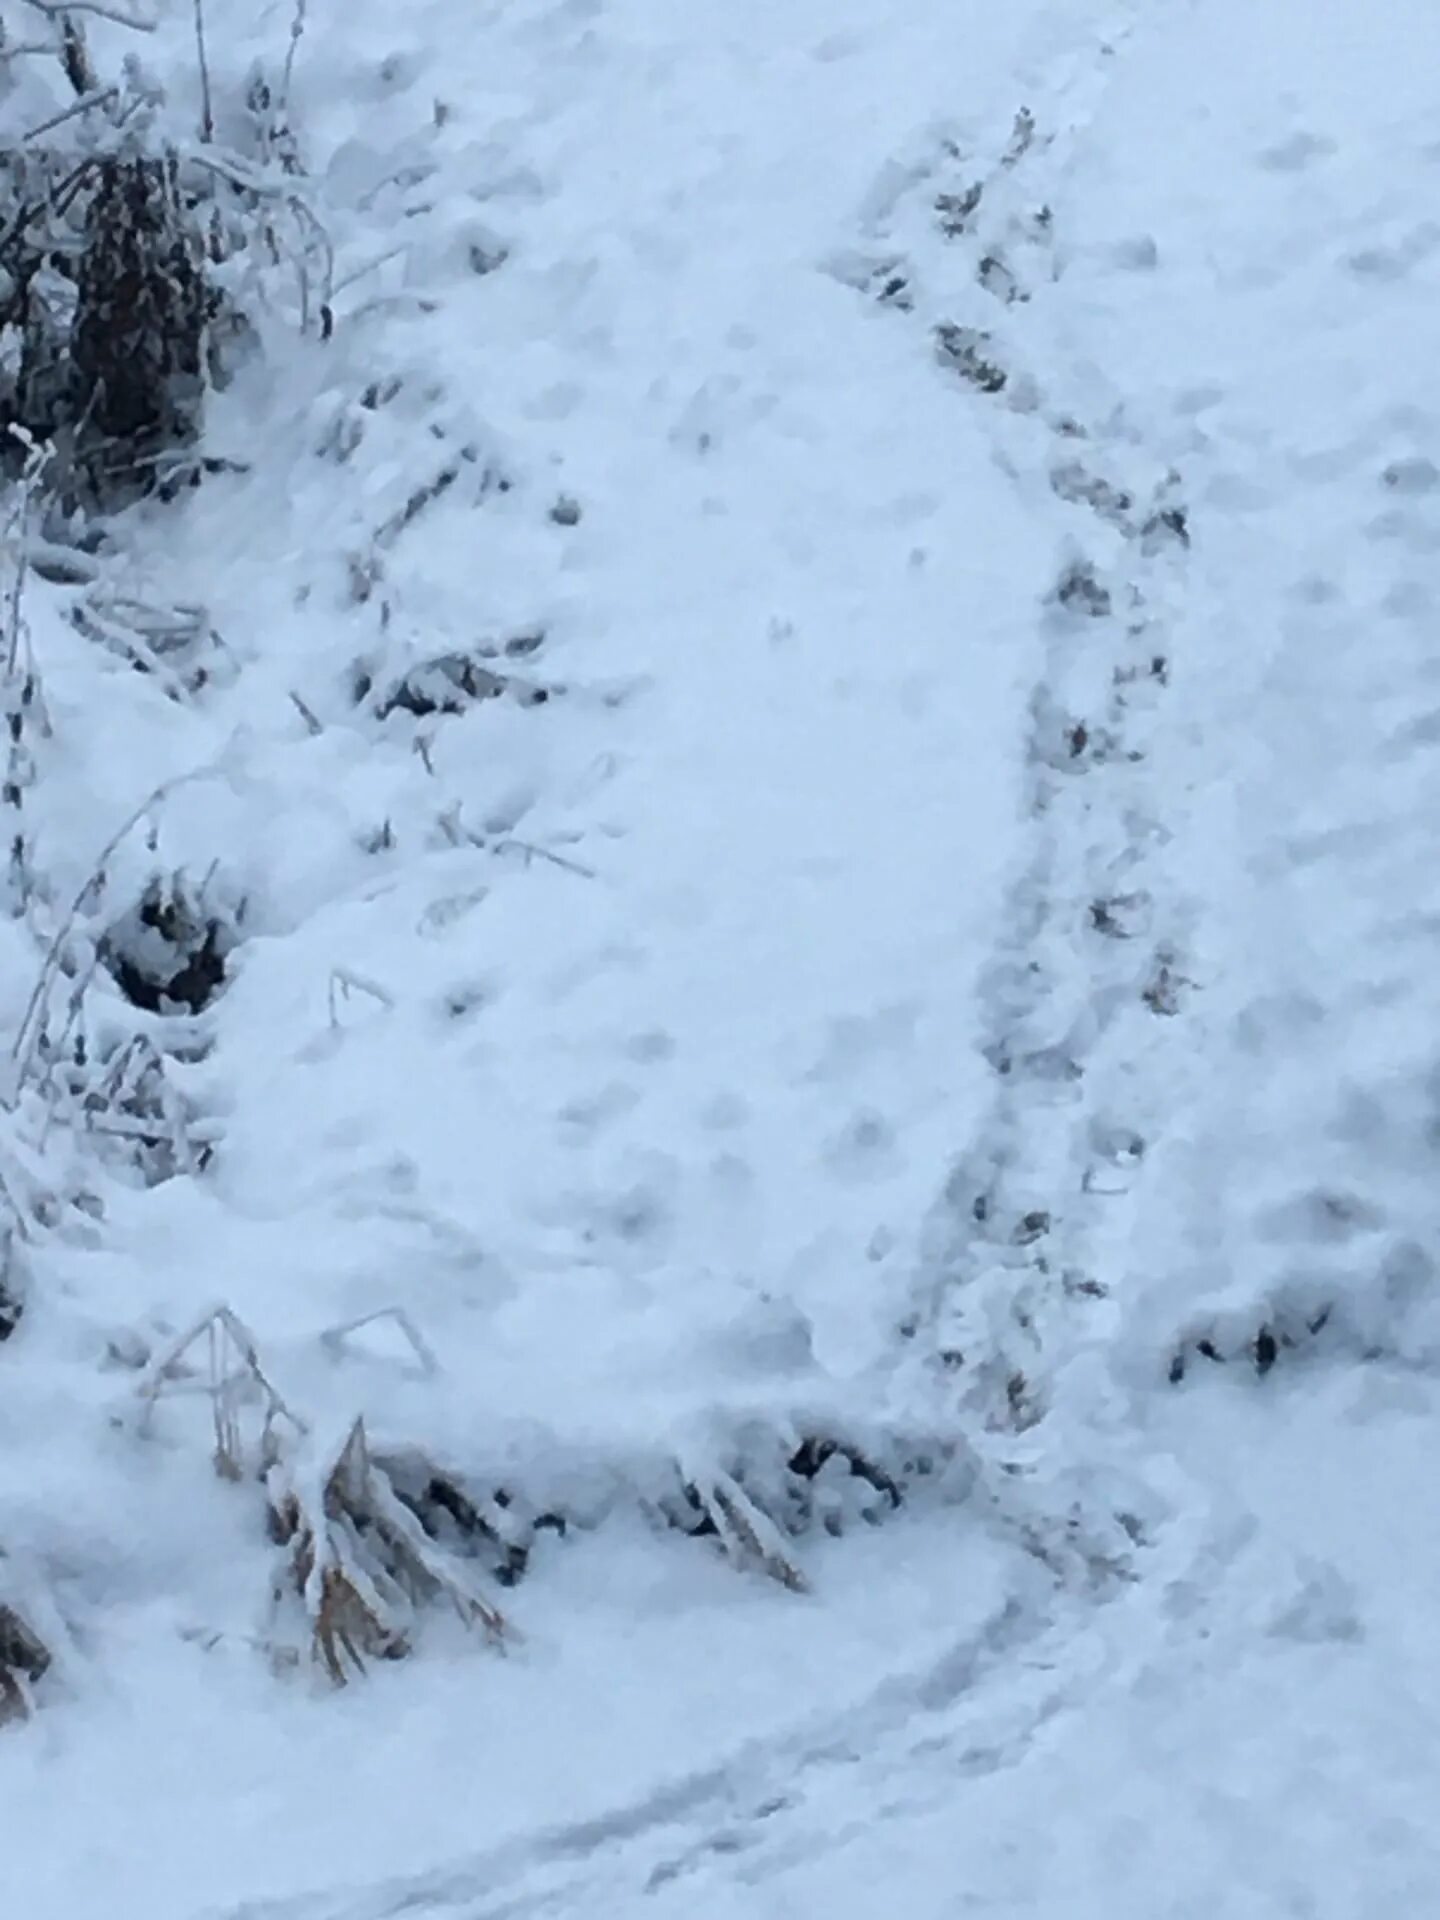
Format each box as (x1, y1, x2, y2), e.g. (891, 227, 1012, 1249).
(839, 15, 1205, 1455)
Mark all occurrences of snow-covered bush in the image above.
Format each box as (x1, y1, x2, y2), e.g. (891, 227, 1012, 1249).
(67, 152, 208, 500)
(0, 1, 327, 509)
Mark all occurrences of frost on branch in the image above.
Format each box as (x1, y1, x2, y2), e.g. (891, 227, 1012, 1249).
(137, 1303, 308, 1480)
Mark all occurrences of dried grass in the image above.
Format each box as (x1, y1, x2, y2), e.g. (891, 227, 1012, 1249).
(266, 1417, 507, 1685)
(137, 1302, 308, 1479)
(672, 1466, 810, 1593)
(0, 1601, 50, 1726)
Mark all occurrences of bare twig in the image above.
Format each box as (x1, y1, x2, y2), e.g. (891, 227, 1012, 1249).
(26, 541, 101, 587)
(278, 0, 307, 119)
(81, 1111, 220, 1148)
(75, 1032, 203, 1177)
(56, 11, 96, 92)
(192, 0, 212, 141)
(23, 0, 156, 30)
(493, 838, 597, 880)
(71, 603, 192, 702)
(183, 147, 334, 325)
(327, 967, 395, 1029)
(0, 40, 64, 62)
(22, 84, 117, 142)
(320, 1307, 440, 1378)
(0, 1162, 34, 1242)
(329, 244, 408, 301)
(3, 438, 39, 677)
(138, 1302, 310, 1470)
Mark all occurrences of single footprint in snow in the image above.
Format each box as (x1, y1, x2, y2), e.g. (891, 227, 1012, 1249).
(1266, 1558, 1362, 1644)
(1345, 227, 1440, 281)
(803, 1003, 919, 1084)
(822, 1108, 899, 1183)
(544, 940, 644, 1003)
(1173, 383, 1226, 419)
(1110, 234, 1159, 271)
(710, 1293, 816, 1380)
(1366, 508, 1440, 553)
(1202, 471, 1271, 512)
(888, 491, 942, 529)
(481, 782, 537, 836)
(373, 48, 427, 94)
(534, 1154, 680, 1263)
(1255, 130, 1337, 173)
(1252, 1186, 1385, 1248)
(1379, 581, 1430, 620)
(700, 1090, 750, 1131)
(436, 976, 497, 1023)
(1382, 456, 1440, 496)
(1230, 989, 1327, 1055)
(708, 1151, 754, 1201)
(556, 1081, 641, 1142)
(1288, 573, 1344, 607)
(524, 380, 585, 422)
(1382, 706, 1440, 757)
(625, 1028, 676, 1065)
(593, 1154, 683, 1259)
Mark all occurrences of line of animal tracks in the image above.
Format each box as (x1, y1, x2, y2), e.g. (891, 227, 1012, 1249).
(847, 0, 1208, 1448)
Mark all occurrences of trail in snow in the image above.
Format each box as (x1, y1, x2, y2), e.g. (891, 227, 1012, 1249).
(834, 0, 1200, 1471)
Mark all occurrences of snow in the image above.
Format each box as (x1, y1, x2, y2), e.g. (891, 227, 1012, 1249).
(4, 0, 1440, 1914)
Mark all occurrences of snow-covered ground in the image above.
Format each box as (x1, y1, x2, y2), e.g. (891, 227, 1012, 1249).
(4, 0, 1440, 1914)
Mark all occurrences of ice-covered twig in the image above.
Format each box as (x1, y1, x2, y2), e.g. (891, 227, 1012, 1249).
(327, 967, 395, 1029)
(278, 0, 307, 120)
(22, 84, 117, 142)
(320, 1307, 440, 1378)
(493, 838, 597, 880)
(687, 1468, 810, 1592)
(71, 602, 192, 701)
(23, 0, 155, 28)
(329, 244, 408, 301)
(137, 1302, 310, 1476)
(192, 0, 212, 141)
(3, 432, 46, 677)
(183, 146, 334, 328)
